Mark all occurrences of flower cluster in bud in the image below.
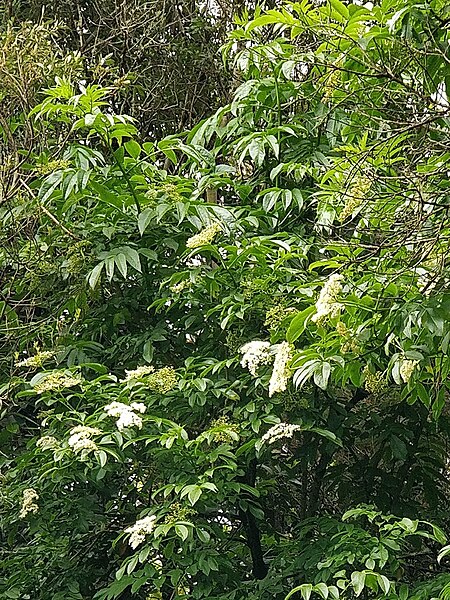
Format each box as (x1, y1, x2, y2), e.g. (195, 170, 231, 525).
(20, 488, 39, 519)
(240, 341, 272, 377)
(16, 350, 53, 368)
(363, 366, 386, 394)
(264, 304, 296, 331)
(164, 502, 194, 525)
(68, 425, 102, 454)
(146, 367, 178, 393)
(34, 371, 82, 394)
(170, 279, 191, 294)
(322, 65, 342, 103)
(104, 401, 146, 431)
(261, 422, 302, 445)
(269, 342, 293, 397)
(340, 176, 371, 221)
(125, 515, 157, 549)
(311, 274, 344, 324)
(210, 416, 240, 443)
(37, 159, 70, 175)
(399, 359, 419, 383)
(336, 322, 360, 354)
(186, 223, 221, 249)
(36, 436, 59, 451)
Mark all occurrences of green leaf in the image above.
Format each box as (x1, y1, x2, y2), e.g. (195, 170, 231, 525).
(115, 254, 128, 279)
(174, 524, 189, 541)
(287, 306, 316, 342)
(351, 572, 365, 597)
(88, 262, 104, 289)
(138, 208, 154, 235)
(188, 486, 202, 506)
(125, 139, 141, 159)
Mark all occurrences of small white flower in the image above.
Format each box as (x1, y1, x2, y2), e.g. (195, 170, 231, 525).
(125, 515, 157, 549)
(186, 223, 221, 249)
(104, 401, 146, 431)
(268, 342, 293, 397)
(399, 359, 419, 383)
(19, 488, 39, 519)
(68, 426, 101, 454)
(122, 365, 154, 382)
(311, 273, 344, 324)
(261, 423, 302, 445)
(240, 341, 272, 376)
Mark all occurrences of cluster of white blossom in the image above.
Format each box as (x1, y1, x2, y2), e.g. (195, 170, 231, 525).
(311, 273, 344, 324)
(16, 350, 53, 368)
(261, 422, 302, 445)
(68, 425, 102, 454)
(240, 341, 272, 376)
(125, 515, 157, 549)
(186, 223, 221, 249)
(269, 342, 293, 397)
(19, 488, 39, 519)
(399, 359, 419, 383)
(122, 365, 155, 382)
(104, 401, 146, 431)
(36, 435, 59, 451)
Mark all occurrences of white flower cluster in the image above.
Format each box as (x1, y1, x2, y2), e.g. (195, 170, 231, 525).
(261, 422, 302, 445)
(399, 359, 419, 383)
(68, 426, 101, 454)
(104, 401, 146, 431)
(20, 488, 39, 519)
(240, 341, 272, 376)
(16, 350, 53, 368)
(34, 371, 82, 394)
(122, 365, 155, 382)
(36, 435, 59, 451)
(125, 515, 157, 549)
(269, 342, 293, 397)
(186, 223, 221, 249)
(311, 273, 344, 324)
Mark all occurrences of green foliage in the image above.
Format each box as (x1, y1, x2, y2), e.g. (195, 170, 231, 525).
(2, 1, 450, 599)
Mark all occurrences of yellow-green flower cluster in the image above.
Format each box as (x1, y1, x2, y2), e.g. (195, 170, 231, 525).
(37, 159, 70, 175)
(264, 304, 296, 332)
(399, 359, 419, 383)
(164, 502, 194, 525)
(336, 322, 360, 354)
(16, 350, 53, 368)
(210, 416, 240, 443)
(269, 342, 293, 397)
(363, 366, 386, 394)
(34, 371, 82, 394)
(322, 66, 342, 103)
(340, 176, 372, 222)
(146, 367, 178, 393)
(19, 488, 39, 519)
(66, 240, 92, 275)
(170, 279, 191, 294)
(36, 435, 59, 451)
(186, 223, 221, 249)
